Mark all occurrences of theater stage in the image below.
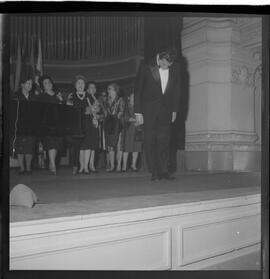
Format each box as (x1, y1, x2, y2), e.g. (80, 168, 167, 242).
(9, 170, 261, 270)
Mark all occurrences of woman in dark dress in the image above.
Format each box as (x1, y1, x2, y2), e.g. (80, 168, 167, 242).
(104, 83, 125, 172)
(66, 75, 92, 174)
(121, 93, 143, 172)
(38, 75, 64, 175)
(86, 81, 101, 172)
(14, 76, 36, 174)
(96, 90, 108, 170)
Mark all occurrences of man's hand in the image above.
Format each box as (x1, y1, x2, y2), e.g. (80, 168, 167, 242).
(135, 113, 144, 125)
(172, 112, 177, 123)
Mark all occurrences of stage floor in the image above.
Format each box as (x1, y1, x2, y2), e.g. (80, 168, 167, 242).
(9, 169, 261, 223)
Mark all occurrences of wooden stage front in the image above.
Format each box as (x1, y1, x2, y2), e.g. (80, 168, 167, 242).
(9, 169, 261, 270)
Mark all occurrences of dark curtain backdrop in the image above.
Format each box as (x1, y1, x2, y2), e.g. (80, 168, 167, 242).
(144, 15, 188, 155)
(10, 15, 144, 61)
(144, 16, 182, 62)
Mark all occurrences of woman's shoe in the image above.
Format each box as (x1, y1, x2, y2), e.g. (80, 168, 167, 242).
(78, 168, 84, 174)
(18, 170, 25, 175)
(72, 167, 78, 175)
(106, 168, 114, 172)
(116, 166, 122, 172)
(89, 166, 98, 173)
(131, 166, 138, 172)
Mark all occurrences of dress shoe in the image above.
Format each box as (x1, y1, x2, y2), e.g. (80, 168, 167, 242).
(90, 167, 98, 173)
(151, 174, 160, 182)
(131, 167, 139, 172)
(77, 169, 84, 174)
(72, 167, 78, 175)
(161, 173, 175, 181)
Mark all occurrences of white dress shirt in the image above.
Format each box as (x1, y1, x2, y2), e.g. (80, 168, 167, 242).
(159, 67, 169, 94)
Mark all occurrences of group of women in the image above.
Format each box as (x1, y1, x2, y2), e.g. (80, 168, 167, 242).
(13, 74, 143, 175)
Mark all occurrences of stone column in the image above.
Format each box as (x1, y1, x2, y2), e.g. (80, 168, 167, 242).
(181, 17, 261, 171)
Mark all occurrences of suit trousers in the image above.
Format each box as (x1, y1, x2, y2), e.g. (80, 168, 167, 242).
(143, 103, 171, 177)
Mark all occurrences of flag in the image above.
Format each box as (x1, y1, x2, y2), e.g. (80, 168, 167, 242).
(30, 38, 35, 79)
(36, 38, 43, 77)
(10, 56, 15, 92)
(20, 45, 31, 84)
(14, 39, 22, 92)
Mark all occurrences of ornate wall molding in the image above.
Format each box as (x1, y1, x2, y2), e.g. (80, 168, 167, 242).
(186, 143, 261, 152)
(186, 131, 258, 143)
(231, 65, 254, 86)
(186, 131, 260, 152)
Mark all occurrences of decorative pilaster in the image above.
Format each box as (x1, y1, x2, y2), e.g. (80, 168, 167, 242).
(181, 17, 261, 171)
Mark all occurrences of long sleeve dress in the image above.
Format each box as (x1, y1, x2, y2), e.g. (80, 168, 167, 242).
(69, 92, 92, 150)
(121, 101, 143, 153)
(65, 92, 91, 168)
(87, 93, 100, 150)
(37, 92, 63, 151)
(13, 90, 37, 154)
(104, 96, 125, 151)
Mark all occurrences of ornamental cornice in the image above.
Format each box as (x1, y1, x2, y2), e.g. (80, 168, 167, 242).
(186, 131, 258, 144)
(240, 25, 261, 49)
(183, 17, 236, 33)
(234, 17, 262, 28)
(186, 142, 261, 152)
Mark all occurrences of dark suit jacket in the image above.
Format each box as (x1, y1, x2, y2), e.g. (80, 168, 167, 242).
(134, 58, 181, 121)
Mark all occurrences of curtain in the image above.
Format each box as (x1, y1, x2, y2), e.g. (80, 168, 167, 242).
(144, 15, 182, 62)
(10, 15, 144, 61)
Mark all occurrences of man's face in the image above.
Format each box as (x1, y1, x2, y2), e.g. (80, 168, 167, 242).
(158, 58, 172, 70)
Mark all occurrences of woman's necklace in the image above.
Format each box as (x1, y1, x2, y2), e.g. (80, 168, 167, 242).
(76, 91, 85, 100)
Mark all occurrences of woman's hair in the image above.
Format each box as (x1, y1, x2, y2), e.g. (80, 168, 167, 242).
(107, 83, 120, 96)
(20, 75, 33, 85)
(73, 75, 86, 86)
(86, 80, 97, 89)
(39, 75, 55, 91)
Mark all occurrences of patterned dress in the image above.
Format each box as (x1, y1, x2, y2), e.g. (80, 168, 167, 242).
(87, 93, 100, 150)
(104, 96, 125, 150)
(121, 102, 143, 152)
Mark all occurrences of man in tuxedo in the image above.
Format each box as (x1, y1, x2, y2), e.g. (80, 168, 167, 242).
(134, 47, 181, 181)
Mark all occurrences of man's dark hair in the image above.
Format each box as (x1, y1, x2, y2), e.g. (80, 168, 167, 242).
(158, 46, 177, 63)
